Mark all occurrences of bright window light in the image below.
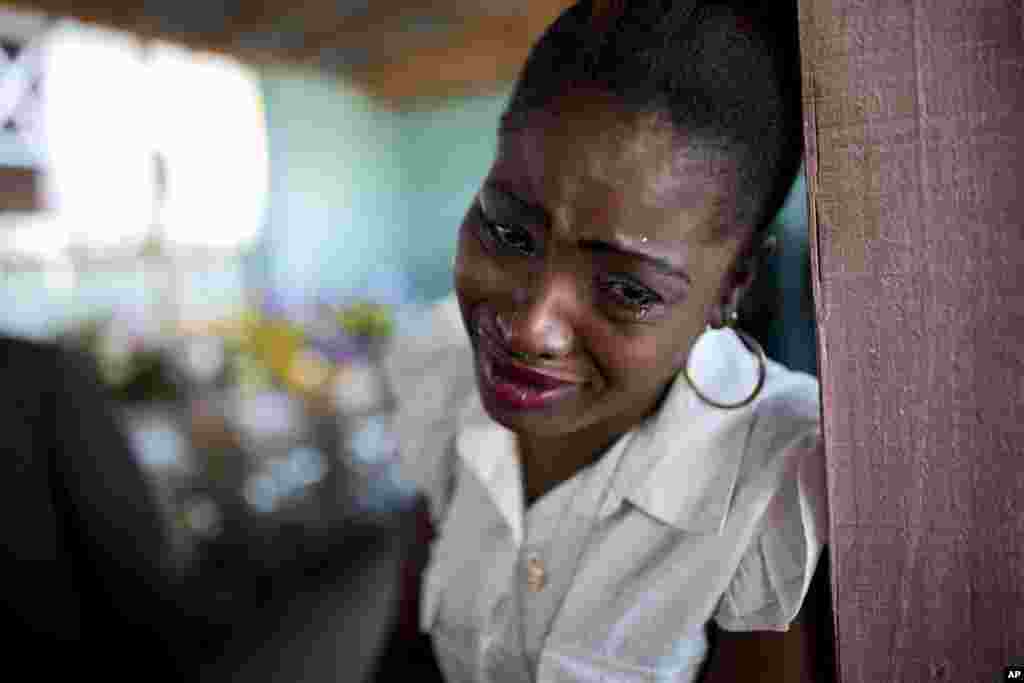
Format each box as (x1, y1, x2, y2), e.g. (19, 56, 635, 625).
(42, 21, 155, 247)
(40, 20, 269, 251)
(147, 42, 269, 249)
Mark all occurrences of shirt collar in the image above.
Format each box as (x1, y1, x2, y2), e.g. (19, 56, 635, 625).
(454, 393, 525, 543)
(604, 328, 762, 534)
(454, 328, 762, 538)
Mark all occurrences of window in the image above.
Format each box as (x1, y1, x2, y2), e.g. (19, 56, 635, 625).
(0, 18, 269, 335)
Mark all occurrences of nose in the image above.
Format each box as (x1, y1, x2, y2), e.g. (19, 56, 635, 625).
(495, 275, 576, 361)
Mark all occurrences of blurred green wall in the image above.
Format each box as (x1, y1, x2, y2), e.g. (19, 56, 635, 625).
(259, 68, 404, 300)
(392, 94, 509, 300)
(259, 68, 508, 305)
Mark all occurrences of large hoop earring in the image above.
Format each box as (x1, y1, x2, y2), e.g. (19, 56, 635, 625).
(684, 321, 767, 410)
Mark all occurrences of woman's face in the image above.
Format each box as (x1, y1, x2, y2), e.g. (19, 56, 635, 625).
(454, 89, 748, 441)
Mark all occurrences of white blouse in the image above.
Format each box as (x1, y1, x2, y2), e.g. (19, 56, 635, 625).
(385, 300, 827, 683)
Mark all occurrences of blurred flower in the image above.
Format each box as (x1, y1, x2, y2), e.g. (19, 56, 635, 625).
(244, 471, 279, 513)
(61, 309, 180, 402)
(286, 445, 328, 487)
(230, 351, 275, 396)
(249, 317, 305, 385)
(336, 300, 393, 340)
(285, 348, 332, 395)
(230, 390, 305, 443)
(243, 445, 326, 513)
(203, 447, 233, 486)
(348, 415, 397, 465)
(180, 496, 222, 537)
(178, 334, 225, 385)
(129, 418, 188, 470)
(331, 360, 386, 415)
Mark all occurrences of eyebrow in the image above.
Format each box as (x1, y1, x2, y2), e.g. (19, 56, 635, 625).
(578, 239, 693, 284)
(482, 181, 549, 225)
(483, 182, 692, 284)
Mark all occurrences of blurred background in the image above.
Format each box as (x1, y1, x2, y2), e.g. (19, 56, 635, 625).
(0, 1, 816, 680)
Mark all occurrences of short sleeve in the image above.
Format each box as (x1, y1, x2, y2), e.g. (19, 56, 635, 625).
(382, 295, 476, 526)
(713, 420, 827, 632)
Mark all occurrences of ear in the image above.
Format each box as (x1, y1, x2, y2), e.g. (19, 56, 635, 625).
(711, 235, 776, 326)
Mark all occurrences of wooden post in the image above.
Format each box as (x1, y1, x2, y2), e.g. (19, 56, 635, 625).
(798, 1, 1024, 681)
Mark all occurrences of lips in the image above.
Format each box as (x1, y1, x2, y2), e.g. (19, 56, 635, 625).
(472, 319, 584, 412)
(490, 356, 576, 390)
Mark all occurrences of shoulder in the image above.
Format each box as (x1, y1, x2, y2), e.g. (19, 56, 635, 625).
(0, 336, 57, 479)
(383, 296, 476, 524)
(383, 294, 473, 408)
(383, 297, 476, 430)
(753, 359, 819, 436)
(712, 361, 827, 633)
(730, 357, 824, 502)
(0, 335, 72, 415)
(740, 360, 821, 483)
(0, 333, 103, 388)
(0, 333, 61, 370)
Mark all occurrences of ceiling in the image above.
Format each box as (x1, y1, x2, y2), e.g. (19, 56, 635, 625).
(2, 0, 574, 104)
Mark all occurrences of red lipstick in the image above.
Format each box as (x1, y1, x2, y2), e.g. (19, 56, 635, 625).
(474, 327, 583, 412)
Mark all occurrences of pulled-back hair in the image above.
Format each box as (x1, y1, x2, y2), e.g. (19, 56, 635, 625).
(505, 0, 803, 241)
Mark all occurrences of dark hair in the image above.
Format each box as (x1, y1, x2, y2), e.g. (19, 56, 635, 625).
(504, 0, 803, 242)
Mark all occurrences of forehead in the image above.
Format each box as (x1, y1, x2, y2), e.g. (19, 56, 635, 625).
(492, 92, 739, 243)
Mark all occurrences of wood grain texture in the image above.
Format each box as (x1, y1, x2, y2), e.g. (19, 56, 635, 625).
(347, 8, 566, 106)
(799, 0, 1024, 681)
(5, 0, 572, 102)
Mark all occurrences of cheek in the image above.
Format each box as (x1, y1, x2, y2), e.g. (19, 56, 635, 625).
(586, 324, 665, 387)
(454, 219, 499, 298)
(622, 335, 664, 371)
(603, 320, 706, 385)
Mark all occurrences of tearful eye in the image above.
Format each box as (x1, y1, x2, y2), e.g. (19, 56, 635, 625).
(491, 223, 533, 251)
(604, 278, 660, 307)
(477, 207, 537, 256)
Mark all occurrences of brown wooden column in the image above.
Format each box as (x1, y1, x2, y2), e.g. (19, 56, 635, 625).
(798, 1, 1024, 681)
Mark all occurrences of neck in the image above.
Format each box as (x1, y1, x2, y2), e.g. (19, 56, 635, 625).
(516, 409, 650, 507)
(516, 375, 680, 506)
(517, 430, 616, 507)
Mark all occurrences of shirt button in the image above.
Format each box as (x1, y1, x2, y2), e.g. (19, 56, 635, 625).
(526, 555, 546, 592)
(492, 595, 509, 620)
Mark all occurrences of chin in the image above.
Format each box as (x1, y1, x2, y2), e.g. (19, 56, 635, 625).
(481, 403, 585, 440)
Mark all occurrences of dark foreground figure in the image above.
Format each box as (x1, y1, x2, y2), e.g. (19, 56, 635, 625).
(0, 333, 418, 682)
